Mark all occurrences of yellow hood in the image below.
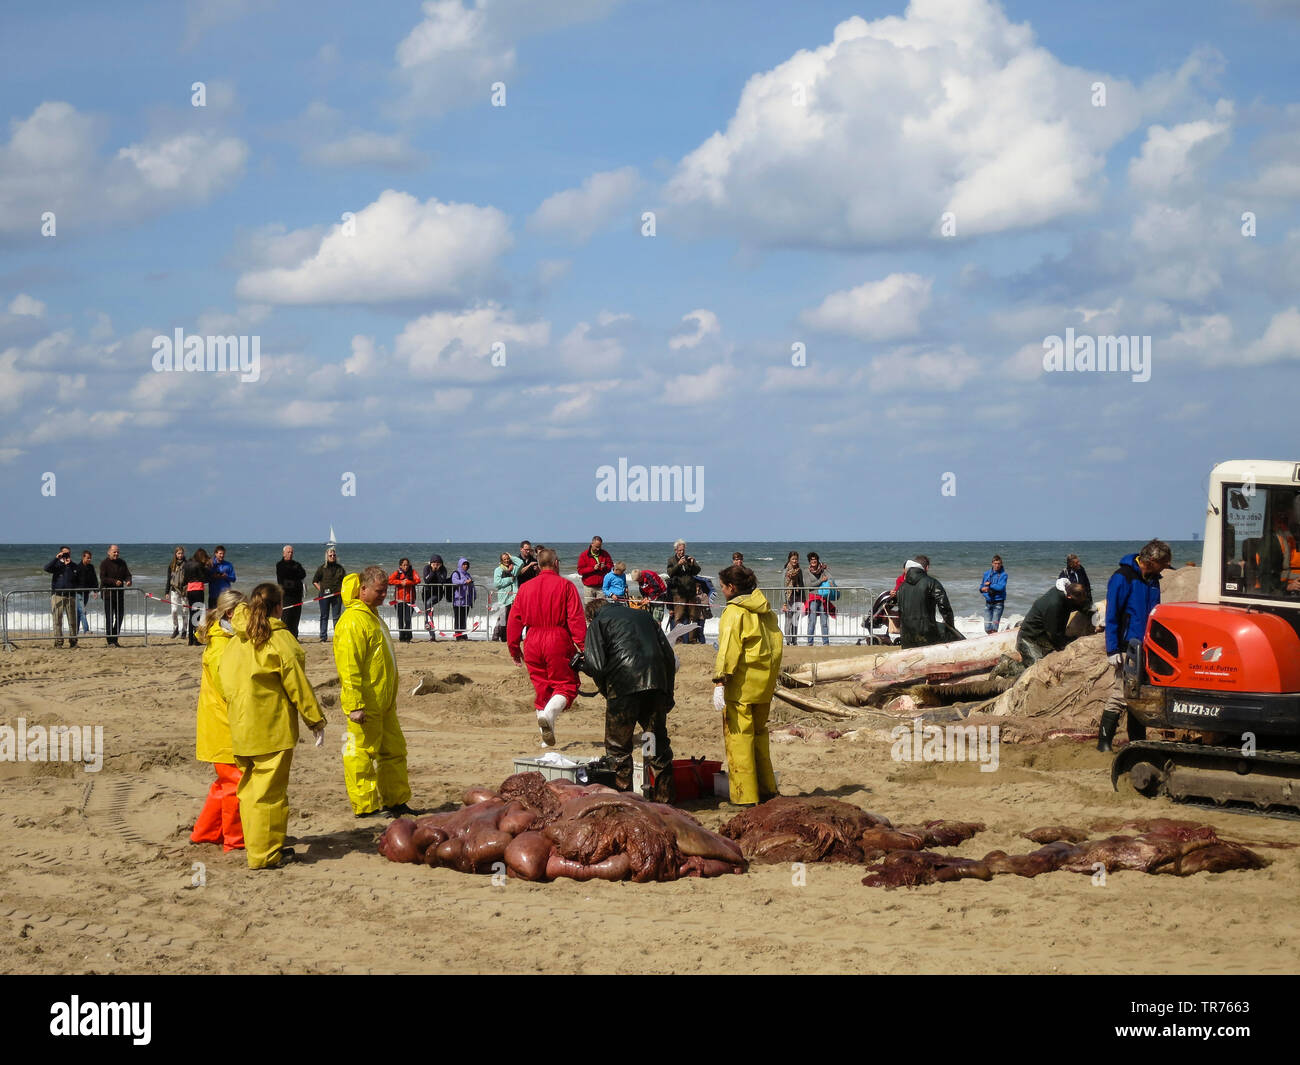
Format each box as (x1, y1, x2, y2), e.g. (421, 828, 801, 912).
(341, 572, 361, 606)
(229, 602, 251, 639)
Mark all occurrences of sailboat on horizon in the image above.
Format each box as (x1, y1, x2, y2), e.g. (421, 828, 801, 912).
(326, 525, 337, 549)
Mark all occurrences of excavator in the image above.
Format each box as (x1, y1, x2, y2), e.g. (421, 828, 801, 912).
(1112, 460, 1300, 818)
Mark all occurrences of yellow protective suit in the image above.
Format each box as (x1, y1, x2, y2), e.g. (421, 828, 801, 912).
(196, 625, 235, 763)
(219, 604, 325, 868)
(333, 573, 410, 815)
(714, 589, 783, 805)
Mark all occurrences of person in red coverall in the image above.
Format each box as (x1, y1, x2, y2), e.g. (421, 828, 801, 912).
(576, 535, 613, 602)
(507, 547, 587, 747)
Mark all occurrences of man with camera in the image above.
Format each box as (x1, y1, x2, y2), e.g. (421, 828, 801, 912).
(43, 546, 80, 649)
(580, 598, 677, 802)
(666, 539, 702, 642)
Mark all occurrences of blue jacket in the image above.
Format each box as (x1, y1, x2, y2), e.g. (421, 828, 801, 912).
(1104, 553, 1162, 655)
(209, 560, 236, 600)
(602, 571, 628, 598)
(980, 568, 1008, 604)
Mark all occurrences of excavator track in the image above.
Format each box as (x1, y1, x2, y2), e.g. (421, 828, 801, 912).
(1112, 741, 1300, 820)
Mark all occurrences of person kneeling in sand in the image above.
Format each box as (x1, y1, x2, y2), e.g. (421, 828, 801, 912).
(219, 583, 326, 870)
(334, 567, 413, 817)
(713, 564, 783, 807)
(507, 547, 586, 747)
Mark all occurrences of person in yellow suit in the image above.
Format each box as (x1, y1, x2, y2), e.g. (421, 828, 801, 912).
(218, 582, 326, 869)
(191, 588, 247, 850)
(712, 563, 783, 806)
(333, 566, 412, 817)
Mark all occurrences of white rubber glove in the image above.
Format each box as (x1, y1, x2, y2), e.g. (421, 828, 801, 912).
(712, 685, 726, 712)
(1107, 653, 1123, 667)
(313, 727, 325, 748)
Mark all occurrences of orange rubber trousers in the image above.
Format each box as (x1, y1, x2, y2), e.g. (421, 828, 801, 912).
(191, 762, 245, 850)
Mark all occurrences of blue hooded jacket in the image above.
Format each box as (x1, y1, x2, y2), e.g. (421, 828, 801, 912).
(979, 568, 1008, 604)
(1104, 552, 1162, 655)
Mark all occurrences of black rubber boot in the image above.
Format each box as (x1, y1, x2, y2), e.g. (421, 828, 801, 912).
(1126, 714, 1146, 742)
(1097, 710, 1120, 752)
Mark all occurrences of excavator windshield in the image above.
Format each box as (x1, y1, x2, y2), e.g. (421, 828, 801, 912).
(1220, 481, 1300, 603)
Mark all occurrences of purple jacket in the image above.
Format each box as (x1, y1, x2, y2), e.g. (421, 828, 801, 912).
(451, 558, 476, 607)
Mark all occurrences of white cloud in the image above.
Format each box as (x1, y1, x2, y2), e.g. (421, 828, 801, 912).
(1163, 313, 1233, 364)
(234, 190, 512, 305)
(664, 0, 1144, 247)
(306, 130, 427, 170)
(1128, 116, 1231, 194)
(1243, 307, 1300, 364)
(0, 102, 247, 238)
(669, 309, 720, 350)
(1004, 340, 1048, 381)
(394, 303, 549, 380)
(558, 321, 623, 372)
(290, 103, 427, 170)
(528, 167, 640, 242)
(801, 273, 932, 341)
(761, 364, 848, 392)
(394, 0, 623, 117)
(659, 363, 729, 404)
(7, 293, 45, 317)
(536, 258, 572, 287)
(344, 335, 384, 377)
(867, 344, 981, 392)
(1243, 162, 1300, 198)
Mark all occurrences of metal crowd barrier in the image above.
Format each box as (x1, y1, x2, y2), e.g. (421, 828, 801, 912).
(2, 587, 153, 649)
(4, 582, 883, 649)
(370, 589, 498, 642)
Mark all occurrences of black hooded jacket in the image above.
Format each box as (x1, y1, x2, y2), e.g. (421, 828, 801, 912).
(582, 603, 677, 704)
(897, 565, 955, 647)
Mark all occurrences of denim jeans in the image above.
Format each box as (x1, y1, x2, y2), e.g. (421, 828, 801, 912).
(983, 601, 1004, 633)
(76, 596, 90, 633)
(319, 594, 342, 639)
(806, 599, 829, 645)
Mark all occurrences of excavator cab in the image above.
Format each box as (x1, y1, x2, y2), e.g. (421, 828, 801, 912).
(1112, 461, 1300, 816)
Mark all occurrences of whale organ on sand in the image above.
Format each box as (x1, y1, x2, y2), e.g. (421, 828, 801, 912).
(377, 772, 746, 881)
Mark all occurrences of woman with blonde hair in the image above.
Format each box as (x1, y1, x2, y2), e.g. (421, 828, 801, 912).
(219, 582, 326, 869)
(191, 588, 246, 850)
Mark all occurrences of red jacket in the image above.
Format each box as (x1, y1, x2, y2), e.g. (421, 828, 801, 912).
(637, 570, 667, 600)
(388, 569, 418, 604)
(508, 570, 587, 661)
(577, 548, 613, 588)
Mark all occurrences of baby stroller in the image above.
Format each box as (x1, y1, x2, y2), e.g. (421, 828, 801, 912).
(860, 589, 900, 645)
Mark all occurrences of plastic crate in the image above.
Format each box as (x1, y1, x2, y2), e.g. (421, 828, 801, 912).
(511, 755, 600, 783)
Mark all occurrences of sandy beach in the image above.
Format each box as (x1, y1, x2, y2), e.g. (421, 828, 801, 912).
(3, 635, 1298, 975)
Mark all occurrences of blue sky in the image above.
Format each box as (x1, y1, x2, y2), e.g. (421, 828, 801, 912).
(1, 0, 1298, 544)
